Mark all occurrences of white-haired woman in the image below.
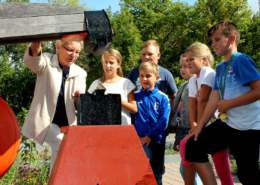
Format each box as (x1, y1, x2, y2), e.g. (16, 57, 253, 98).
(21, 40, 87, 174)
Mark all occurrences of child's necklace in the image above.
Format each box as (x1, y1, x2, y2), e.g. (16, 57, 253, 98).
(219, 51, 238, 119)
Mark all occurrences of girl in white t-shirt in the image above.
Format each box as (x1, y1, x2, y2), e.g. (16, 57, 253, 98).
(179, 43, 233, 185)
(88, 49, 137, 125)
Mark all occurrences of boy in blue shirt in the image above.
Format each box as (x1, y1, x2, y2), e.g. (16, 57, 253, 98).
(134, 61, 171, 185)
(185, 20, 260, 185)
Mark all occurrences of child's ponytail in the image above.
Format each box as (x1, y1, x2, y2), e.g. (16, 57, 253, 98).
(117, 66, 123, 77)
(206, 49, 214, 67)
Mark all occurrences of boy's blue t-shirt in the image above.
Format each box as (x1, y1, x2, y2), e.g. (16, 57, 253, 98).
(214, 53, 260, 130)
(127, 66, 177, 95)
(134, 86, 171, 144)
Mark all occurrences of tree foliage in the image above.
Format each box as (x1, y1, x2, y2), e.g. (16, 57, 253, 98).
(0, 50, 36, 115)
(240, 13, 260, 67)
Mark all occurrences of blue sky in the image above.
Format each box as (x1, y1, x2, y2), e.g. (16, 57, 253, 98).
(31, 0, 259, 14)
(86, 0, 259, 14)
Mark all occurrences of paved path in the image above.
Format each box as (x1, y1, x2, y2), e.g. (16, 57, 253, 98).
(162, 162, 242, 185)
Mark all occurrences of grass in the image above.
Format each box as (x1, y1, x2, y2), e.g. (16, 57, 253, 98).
(229, 160, 238, 174)
(0, 156, 21, 185)
(165, 143, 180, 155)
(36, 148, 51, 161)
(209, 155, 238, 175)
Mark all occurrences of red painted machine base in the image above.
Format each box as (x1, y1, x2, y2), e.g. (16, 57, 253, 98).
(48, 125, 157, 185)
(0, 98, 20, 178)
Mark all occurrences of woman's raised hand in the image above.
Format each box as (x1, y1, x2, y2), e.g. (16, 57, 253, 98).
(72, 90, 84, 106)
(29, 42, 41, 57)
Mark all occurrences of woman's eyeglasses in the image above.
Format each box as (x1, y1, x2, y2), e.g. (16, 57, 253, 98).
(62, 45, 82, 56)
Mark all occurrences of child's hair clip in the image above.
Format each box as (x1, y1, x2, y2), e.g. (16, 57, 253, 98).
(207, 50, 210, 57)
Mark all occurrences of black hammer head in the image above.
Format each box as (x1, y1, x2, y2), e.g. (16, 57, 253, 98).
(84, 10, 113, 56)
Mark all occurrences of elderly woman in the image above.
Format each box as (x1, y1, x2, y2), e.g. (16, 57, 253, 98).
(21, 40, 87, 173)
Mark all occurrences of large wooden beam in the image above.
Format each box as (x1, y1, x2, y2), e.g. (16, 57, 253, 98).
(0, 3, 113, 55)
(0, 3, 83, 19)
(0, 3, 85, 45)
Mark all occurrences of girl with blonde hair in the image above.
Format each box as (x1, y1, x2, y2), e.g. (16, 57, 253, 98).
(88, 49, 137, 125)
(180, 43, 233, 185)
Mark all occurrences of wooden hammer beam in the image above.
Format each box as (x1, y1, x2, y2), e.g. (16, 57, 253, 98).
(0, 3, 85, 45)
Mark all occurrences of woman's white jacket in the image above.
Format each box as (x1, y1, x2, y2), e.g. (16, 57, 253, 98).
(21, 48, 87, 145)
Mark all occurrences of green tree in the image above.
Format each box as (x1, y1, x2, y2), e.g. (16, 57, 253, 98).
(189, 0, 253, 65)
(240, 13, 260, 68)
(119, 0, 194, 85)
(0, 51, 36, 115)
(109, 6, 143, 75)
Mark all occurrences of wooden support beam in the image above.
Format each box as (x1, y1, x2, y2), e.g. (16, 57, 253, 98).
(0, 2, 83, 19)
(0, 3, 113, 55)
(0, 3, 86, 45)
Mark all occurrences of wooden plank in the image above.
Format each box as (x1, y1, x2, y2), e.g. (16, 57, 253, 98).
(0, 3, 112, 51)
(0, 14, 84, 32)
(0, 3, 87, 44)
(0, 3, 83, 19)
(0, 23, 85, 37)
(0, 23, 86, 44)
(0, 35, 77, 45)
